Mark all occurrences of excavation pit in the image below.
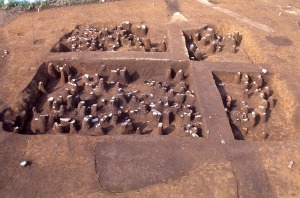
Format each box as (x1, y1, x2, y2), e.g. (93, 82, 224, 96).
(0, 60, 204, 137)
(213, 71, 296, 141)
(51, 21, 168, 53)
(183, 25, 242, 61)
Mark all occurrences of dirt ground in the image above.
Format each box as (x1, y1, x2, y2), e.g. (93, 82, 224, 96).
(0, 0, 300, 197)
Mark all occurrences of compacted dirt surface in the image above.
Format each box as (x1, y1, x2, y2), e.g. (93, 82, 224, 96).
(0, 0, 300, 197)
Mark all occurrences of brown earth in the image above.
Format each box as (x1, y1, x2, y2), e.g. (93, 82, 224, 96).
(0, 0, 300, 197)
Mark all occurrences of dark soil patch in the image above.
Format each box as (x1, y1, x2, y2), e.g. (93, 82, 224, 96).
(95, 137, 194, 192)
(0, 10, 19, 27)
(208, 0, 220, 4)
(265, 36, 293, 46)
(34, 39, 45, 45)
(165, 0, 180, 14)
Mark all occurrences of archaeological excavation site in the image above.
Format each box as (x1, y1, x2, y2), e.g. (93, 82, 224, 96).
(0, 0, 299, 197)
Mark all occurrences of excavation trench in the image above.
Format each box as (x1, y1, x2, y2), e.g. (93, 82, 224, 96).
(213, 71, 296, 141)
(0, 59, 205, 138)
(0, 22, 293, 142)
(51, 21, 168, 53)
(183, 25, 242, 61)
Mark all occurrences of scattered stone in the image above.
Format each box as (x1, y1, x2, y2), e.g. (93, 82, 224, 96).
(262, 68, 267, 74)
(38, 82, 47, 94)
(234, 72, 242, 84)
(20, 161, 30, 167)
(261, 132, 268, 140)
(288, 161, 295, 169)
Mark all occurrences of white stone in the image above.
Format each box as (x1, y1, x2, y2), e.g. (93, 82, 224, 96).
(192, 133, 199, 138)
(20, 161, 27, 167)
(60, 118, 71, 122)
(91, 118, 99, 123)
(48, 97, 54, 101)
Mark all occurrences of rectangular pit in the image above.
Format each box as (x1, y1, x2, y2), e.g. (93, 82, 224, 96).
(51, 21, 168, 53)
(182, 25, 253, 63)
(213, 71, 296, 141)
(0, 59, 206, 138)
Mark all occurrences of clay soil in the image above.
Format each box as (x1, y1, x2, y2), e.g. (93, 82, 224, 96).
(0, 0, 300, 197)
